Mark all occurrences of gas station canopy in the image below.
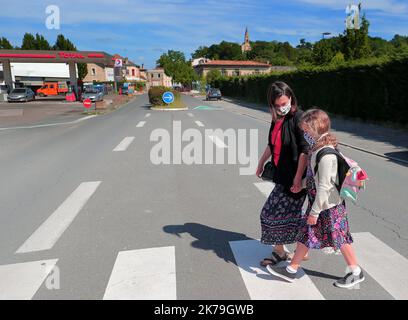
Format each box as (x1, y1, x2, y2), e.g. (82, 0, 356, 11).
(0, 49, 114, 65)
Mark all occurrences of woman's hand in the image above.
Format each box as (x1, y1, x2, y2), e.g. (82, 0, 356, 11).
(256, 163, 264, 178)
(307, 215, 318, 225)
(290, 176, 302, 193)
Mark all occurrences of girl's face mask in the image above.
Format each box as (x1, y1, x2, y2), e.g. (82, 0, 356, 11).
(303, 131, 316, 147)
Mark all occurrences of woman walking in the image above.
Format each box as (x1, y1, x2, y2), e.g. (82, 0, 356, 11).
(256, 81, 309, 266)
(266, 109, 365, 289)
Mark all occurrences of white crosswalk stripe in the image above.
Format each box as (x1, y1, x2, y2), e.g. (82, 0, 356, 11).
(230, 240, 325, 300)
(103, 246, 177, 300)
(0, 259, 58, 300)
(3, 232, 408, 299)
(16, 181, 101, 254)
(352, 232, 408, 300)
(253, 181, 275, 197)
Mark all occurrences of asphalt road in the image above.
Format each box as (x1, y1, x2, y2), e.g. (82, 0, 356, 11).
(0, 93, 407, 300)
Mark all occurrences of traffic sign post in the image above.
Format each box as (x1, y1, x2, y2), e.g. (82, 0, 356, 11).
(162, 91, 175, 105)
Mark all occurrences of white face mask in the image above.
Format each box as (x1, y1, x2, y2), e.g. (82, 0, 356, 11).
(277, 98, 291, 116)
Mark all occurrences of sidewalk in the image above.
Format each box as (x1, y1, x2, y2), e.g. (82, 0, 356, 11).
(217, 96, 408, 163)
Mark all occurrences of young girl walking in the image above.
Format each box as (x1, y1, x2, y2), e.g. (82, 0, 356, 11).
(266, 109, 365, 289)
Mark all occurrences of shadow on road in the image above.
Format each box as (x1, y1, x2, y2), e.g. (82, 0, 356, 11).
(163, 222, 253, 264)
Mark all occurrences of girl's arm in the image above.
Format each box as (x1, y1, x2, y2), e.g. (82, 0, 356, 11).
(310, 154, 338, 217)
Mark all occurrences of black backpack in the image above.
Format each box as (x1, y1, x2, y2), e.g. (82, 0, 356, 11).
(314, 148, 350, 193)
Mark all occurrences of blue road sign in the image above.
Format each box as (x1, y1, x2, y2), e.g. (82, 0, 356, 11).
(162, 91, 174, 104)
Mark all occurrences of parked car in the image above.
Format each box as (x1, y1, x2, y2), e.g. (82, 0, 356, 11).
(81, 89, 104, 102)
(206, 88, 222, 101)
(7, 88, 35, 102)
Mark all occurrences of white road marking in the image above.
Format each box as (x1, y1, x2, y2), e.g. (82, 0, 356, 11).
(352, 232, 408, 300)
(0, 259, 58, 299)
(207, 135, 227, 148)
(145, 113, 151, 118)
(0, 115, 97, 131)
(195, 120, 204, 127)
(254, 181, 275, 197)
(113, 137, 135, 151)
(229, 240, 325, 300)
(16, 181, 101, 254)
(136, 121, 146, 128)
(103, 246, 176, 300)
(187, 113, 194, 117)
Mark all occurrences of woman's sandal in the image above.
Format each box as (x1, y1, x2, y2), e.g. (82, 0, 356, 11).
(260, 252, 291, 267)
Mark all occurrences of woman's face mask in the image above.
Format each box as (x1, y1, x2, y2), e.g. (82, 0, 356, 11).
(277, 98, 291, 116)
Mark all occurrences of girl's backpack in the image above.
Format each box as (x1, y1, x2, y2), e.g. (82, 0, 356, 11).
(314, 147, 368, 203)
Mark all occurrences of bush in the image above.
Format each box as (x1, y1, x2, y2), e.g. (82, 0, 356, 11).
(214, 55, 408, 125)
(148, 86, 180, 106)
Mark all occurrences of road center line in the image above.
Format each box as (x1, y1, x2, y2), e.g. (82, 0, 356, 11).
(195, 120, 204, 127)
(113, 137, 135, 151)
(145, 113, 151, 118)
(207, 135, 227, 148)
(136, 121, 146, 128)
(187, 113, 194, 117)
(16, 181, 101, 254)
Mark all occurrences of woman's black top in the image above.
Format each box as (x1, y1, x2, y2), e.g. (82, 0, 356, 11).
(267, 109, 309, 195)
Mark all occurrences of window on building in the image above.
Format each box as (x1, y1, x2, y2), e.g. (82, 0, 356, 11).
(221, 69, 226, 76)
(132, 69, 135, 77)
(254, 69, 260, 75)
(91, 68, 96, 76)
(158, 73, 161, 78)
(233, 69, 240, 76)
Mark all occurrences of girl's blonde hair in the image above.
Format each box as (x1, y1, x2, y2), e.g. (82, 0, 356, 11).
(300, 108, 338, 151)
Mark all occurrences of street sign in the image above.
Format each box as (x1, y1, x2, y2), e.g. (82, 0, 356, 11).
(162, 91, 174, 104)
(114, 59, 123, 68)
(83, 98, 92, 109)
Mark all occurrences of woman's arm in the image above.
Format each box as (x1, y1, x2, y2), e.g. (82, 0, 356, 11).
(291, 152, 307, 193)
(256, 145, 272, 177)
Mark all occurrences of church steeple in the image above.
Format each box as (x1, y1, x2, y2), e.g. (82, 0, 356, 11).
(242, 27, 251, 53)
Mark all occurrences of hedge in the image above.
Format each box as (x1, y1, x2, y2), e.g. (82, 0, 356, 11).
(148, 86, 180, 106)
(212, 55, 408, 125)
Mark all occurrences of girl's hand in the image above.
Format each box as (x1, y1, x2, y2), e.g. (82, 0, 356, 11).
(307, 215, 318, 225)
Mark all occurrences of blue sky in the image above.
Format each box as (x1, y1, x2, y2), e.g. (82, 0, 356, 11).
(0, 0, 407, 69)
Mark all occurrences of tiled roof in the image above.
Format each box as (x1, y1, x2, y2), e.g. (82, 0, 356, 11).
(199, 60, 271, 67)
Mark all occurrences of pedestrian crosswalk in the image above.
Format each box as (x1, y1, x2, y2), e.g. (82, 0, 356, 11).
(1, 231, 407, 299)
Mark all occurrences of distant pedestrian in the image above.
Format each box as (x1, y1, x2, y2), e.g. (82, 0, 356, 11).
(266, 109, 365, 289)
(256, 81, 309, 266)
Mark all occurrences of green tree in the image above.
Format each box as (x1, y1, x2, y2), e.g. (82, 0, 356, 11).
(34, 33, 51, 50)
(206, 69, 222, 85)
(330, 51, 345, 66)
(157, 50, 197, 86)
(312, 39, 335, 65)
(341, 14, 371, 60)
(53, 34, 87, 80)
(0, 37, 13, 49)
(192, 46, 210, 59)
(21, 33, 36, 49)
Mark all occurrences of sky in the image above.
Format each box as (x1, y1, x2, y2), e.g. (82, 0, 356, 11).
(0, 0, 407, 69)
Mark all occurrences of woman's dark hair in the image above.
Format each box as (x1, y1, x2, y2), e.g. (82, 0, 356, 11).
(267, 81, 298, 122)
